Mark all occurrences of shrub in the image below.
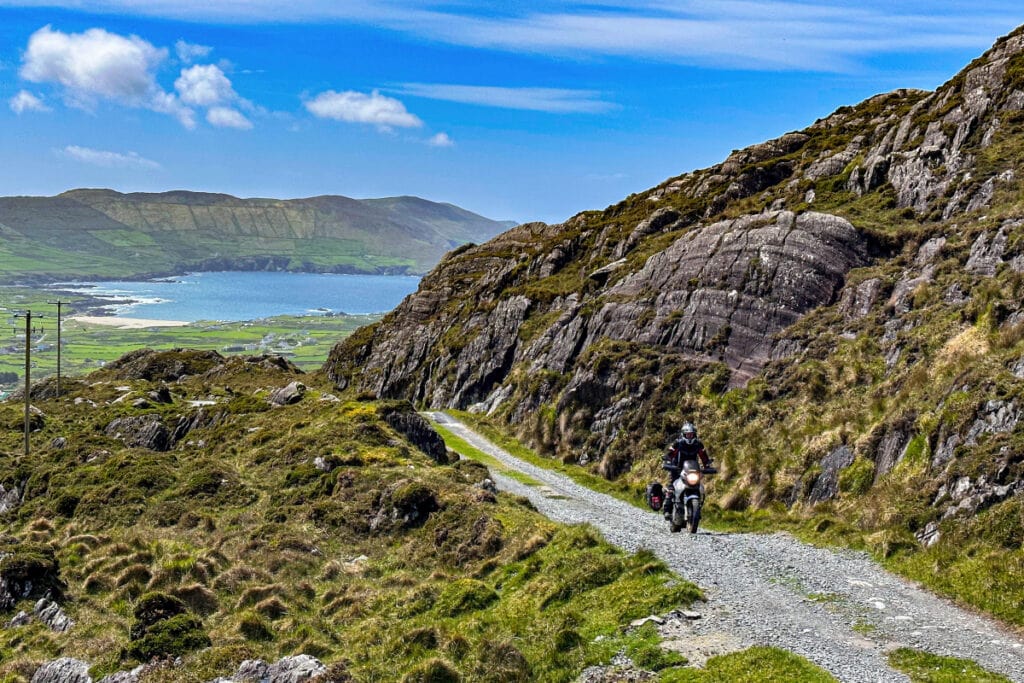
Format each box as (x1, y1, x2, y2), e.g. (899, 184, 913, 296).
(133, 592, 187, 635)
(128, 613, 211, 661)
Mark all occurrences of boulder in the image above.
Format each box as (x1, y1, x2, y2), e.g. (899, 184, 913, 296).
(147, 386, 173, 404)
(232, 656, 327, 683)
(266, 655, 327, 683)
(104, 415, 171, 451)
(30, 658, 91, 683)
(269, 381, 306, 406)
(35, 597, 73, 632)
(0, 484, 21, 515)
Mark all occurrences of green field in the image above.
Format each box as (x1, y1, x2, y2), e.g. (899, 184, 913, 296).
(0, 286, 374, 390)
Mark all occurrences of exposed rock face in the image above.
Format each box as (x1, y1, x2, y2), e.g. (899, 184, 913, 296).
(172, 408, 226, 444)
(584, 211, 868, 385)
(35, 598, 73, 632)
(329, 212, 867, 405)
(0, 484, 21, 515)
(0, 545, 63, 610)
(104, 415, 171, 451)
(232, 655, 327, 682)
(383, 411, 449, 464)
(808, 446, 855, 503)
(30, 658, 91, 683)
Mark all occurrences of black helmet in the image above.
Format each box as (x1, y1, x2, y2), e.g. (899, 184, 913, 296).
(680, 422, 697, 444)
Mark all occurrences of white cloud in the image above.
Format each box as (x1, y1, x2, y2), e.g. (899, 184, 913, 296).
(207, 106, 252, 129)
(396, 83, 614, 114)
(9, 89, 50, 113)
(175, 39, 212, 63)
(304, 90, 422, 129)
(5, 2, 1019, 71)
(175, 63, 236, 106)
(62, 145, 161, 169)
(19, 25, 196, 124)
(427, 132, 454, 147)
(21, 25, 166, 103)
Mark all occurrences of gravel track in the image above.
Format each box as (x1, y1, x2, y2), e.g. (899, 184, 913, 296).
(429, 412, 1024, 683)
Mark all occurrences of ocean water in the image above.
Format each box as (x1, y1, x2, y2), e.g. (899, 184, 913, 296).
(55, 271, 421, 322)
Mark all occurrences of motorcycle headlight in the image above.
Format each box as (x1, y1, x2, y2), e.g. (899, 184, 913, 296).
(685, 472, 701, 486)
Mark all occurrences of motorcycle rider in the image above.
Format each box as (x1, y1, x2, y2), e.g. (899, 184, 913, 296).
(662, 422, 711, 520)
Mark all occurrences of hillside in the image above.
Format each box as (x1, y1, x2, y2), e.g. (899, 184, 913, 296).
(325, 26, 1024, 625)
(0, 190, 515, 282)
(0, 350, 701, 680)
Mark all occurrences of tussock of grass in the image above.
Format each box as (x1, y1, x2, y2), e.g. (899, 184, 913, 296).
(659, 646, 838, 682)
(888, 647, 1012, 682)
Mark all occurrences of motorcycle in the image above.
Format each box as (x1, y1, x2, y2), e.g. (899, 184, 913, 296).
(646, 460, 716, 534)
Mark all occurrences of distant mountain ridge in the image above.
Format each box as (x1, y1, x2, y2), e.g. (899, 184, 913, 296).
(0, 189, 515, 282)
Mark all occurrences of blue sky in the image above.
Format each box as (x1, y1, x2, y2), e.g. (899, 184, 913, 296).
(1, 2, 1021, 223)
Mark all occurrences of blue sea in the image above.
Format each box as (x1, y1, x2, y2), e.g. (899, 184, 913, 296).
(55, 271, 420, 322)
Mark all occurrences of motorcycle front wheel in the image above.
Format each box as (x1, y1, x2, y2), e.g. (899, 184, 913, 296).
(687, 499, 701, 534)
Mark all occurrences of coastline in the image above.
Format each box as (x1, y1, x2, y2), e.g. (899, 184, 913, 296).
(69, 316, 190, 329)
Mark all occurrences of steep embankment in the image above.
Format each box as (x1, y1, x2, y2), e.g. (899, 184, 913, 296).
(0, 190, 513, 281)
(326, 27, 1024, 624)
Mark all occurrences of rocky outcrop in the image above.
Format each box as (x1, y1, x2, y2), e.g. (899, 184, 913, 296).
(329, 211, 868, 408)
(105, 348, 225, 382)
(172, 407, 227, 444)
(104, 415, 171, 451)
(382, 410, 449, 464)
(231, 655, 327, 682)
(30, 658, 91, 683)
(808, 446, 855, 503)
(583, 211, 868, 385)
(34, 598, 73, 632)
(0, 484, 21, 515)
(0, 544, 63, 610)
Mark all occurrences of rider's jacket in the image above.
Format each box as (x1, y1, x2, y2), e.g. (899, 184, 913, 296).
(664, 438, 710, 473)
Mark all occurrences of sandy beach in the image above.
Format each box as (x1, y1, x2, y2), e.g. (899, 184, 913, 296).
(69, 316, 191, 329)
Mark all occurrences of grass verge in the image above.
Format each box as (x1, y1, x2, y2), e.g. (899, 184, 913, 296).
(888, 647, 1012, 682)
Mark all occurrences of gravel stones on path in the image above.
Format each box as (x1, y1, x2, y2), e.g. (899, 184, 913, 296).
(428, 413, 1024, 683)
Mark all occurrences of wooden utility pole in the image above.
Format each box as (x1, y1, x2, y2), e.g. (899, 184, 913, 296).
(13, 310, 44, 458)
(46, 300, 67, 397)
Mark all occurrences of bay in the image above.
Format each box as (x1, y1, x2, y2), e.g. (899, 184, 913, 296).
(55, 271, 420, 322)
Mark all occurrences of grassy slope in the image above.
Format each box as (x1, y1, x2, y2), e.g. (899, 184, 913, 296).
(0, 351, 701, 682)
